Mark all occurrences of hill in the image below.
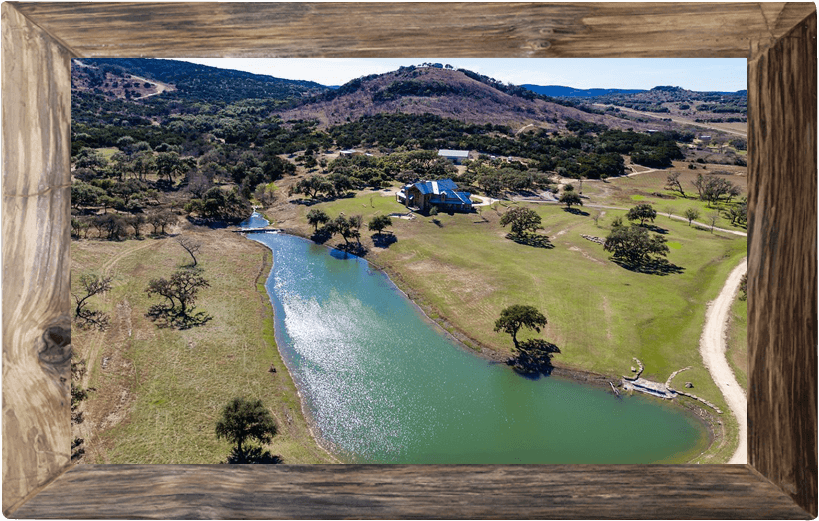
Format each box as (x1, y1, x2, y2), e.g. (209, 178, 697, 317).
(72, 58, 329, 104)
(277, 66, 670, 132)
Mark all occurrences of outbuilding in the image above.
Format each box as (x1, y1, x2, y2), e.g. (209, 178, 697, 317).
(437, 149, 470, 164)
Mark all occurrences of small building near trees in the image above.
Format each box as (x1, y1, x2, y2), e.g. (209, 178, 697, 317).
(397, 179, 473, 213)
(437, 149, 470, 164)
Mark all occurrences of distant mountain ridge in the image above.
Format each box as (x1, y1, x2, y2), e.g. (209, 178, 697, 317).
(522, 84, 747, 98)
(521, 85, 646, 98)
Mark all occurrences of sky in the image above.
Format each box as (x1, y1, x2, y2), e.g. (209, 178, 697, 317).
(178, 58, 747, 92)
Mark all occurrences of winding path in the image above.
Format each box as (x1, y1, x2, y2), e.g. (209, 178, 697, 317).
(699, 258, 748, 464)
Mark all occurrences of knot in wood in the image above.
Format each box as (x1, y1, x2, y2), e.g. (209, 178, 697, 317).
(38, 324, 72, 366)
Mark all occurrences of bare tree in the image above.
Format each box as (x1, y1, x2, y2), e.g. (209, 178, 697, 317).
(707, 212, 720, 233)
(72, 273, 112, 329)
(177, 236, 202, 267)
(665, 172, 686, 197)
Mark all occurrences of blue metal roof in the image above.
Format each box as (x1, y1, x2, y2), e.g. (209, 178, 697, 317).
(413, 179, 459, 195)
(431, 189, 472, 205)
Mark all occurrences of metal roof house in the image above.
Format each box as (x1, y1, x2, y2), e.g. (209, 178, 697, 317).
(437, 149, 470, 164)
(396, 179, 472, 213)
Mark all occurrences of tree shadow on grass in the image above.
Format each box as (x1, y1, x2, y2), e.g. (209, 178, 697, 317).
(507, 339, 561, 379)
(643, 224, 669, 235)
(146, 306, 212, 330)
(562, 207, 590, 216)
(223, 446, 283, 464)
(506, 233, 554, 249)
(612, 257, 685, 276)
(371, 233, 398, 248)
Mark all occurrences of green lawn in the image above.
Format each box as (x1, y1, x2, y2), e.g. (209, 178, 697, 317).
(583, 166, 748, 233)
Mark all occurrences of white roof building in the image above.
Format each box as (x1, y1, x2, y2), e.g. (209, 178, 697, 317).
(437, 149, 470, 163)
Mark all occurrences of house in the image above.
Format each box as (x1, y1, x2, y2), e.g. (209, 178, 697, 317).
(437, 149, 470, 164)
(339, 149, 365, 157)
(396, 179, 472, 213)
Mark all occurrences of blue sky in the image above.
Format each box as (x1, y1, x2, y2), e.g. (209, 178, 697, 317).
(178, 58, 747, 92)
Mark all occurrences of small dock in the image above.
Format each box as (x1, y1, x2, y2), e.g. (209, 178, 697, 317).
(621, 377, 677, 399)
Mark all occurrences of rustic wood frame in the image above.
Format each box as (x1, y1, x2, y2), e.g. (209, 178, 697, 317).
(3, 2, 816, 518)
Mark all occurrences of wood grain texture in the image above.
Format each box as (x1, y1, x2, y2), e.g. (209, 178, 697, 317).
(8, 2, 817, 59)
(11, 464, 815, 519)
(747, 11, 818, 518)
(1, 2, 73, 516)
(1, 2, 817, 519)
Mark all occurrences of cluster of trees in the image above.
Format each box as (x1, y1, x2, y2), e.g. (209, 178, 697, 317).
(328, 112, 683, 178)
(604, 221, 669, 268)
(460, 158, 553, 196)
(185, 187, 252, 223)
(372, 80, 465, 102)
(665, 171, 746, 227)
(291, 150, 460, 201)
(71, 209, 177, 240)
(306, 209, 363, 249)
(603, 205, 669, 269)
(306, 208, 395, 250)
(691, 173, 742, 206)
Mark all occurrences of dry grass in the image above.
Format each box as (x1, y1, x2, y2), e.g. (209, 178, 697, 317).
(71, 224, 333, 464)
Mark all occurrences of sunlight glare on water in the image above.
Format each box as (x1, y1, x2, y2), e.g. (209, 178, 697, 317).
(242, 213, 708, 463)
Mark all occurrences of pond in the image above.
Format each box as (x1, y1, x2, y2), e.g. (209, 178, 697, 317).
(243, 213, 708, 463)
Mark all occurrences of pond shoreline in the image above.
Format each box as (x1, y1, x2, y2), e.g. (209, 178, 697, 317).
(241, 220, 718, 463)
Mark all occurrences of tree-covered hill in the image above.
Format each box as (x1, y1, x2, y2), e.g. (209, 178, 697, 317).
(73, 58, 329, 104)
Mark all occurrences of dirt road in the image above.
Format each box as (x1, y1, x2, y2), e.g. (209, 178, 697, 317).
(699, 258, 747, 464)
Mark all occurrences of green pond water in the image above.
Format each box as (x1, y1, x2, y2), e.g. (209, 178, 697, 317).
(243, 214, 708, 463)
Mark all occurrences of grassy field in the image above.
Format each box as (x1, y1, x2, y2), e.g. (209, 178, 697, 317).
(580, 163, 747, 232)
(277, 180, 747, 463)
(71, 226, 334, 464)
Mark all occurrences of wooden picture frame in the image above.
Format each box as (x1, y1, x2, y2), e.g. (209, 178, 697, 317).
(3, 2, 816, 518)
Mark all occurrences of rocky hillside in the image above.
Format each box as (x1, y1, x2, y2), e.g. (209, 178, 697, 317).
(277, 66, 670, 133)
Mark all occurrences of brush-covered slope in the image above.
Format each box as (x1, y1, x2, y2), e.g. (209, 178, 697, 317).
(72, 58, 329, 104)
(278, 66, 663, 132)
